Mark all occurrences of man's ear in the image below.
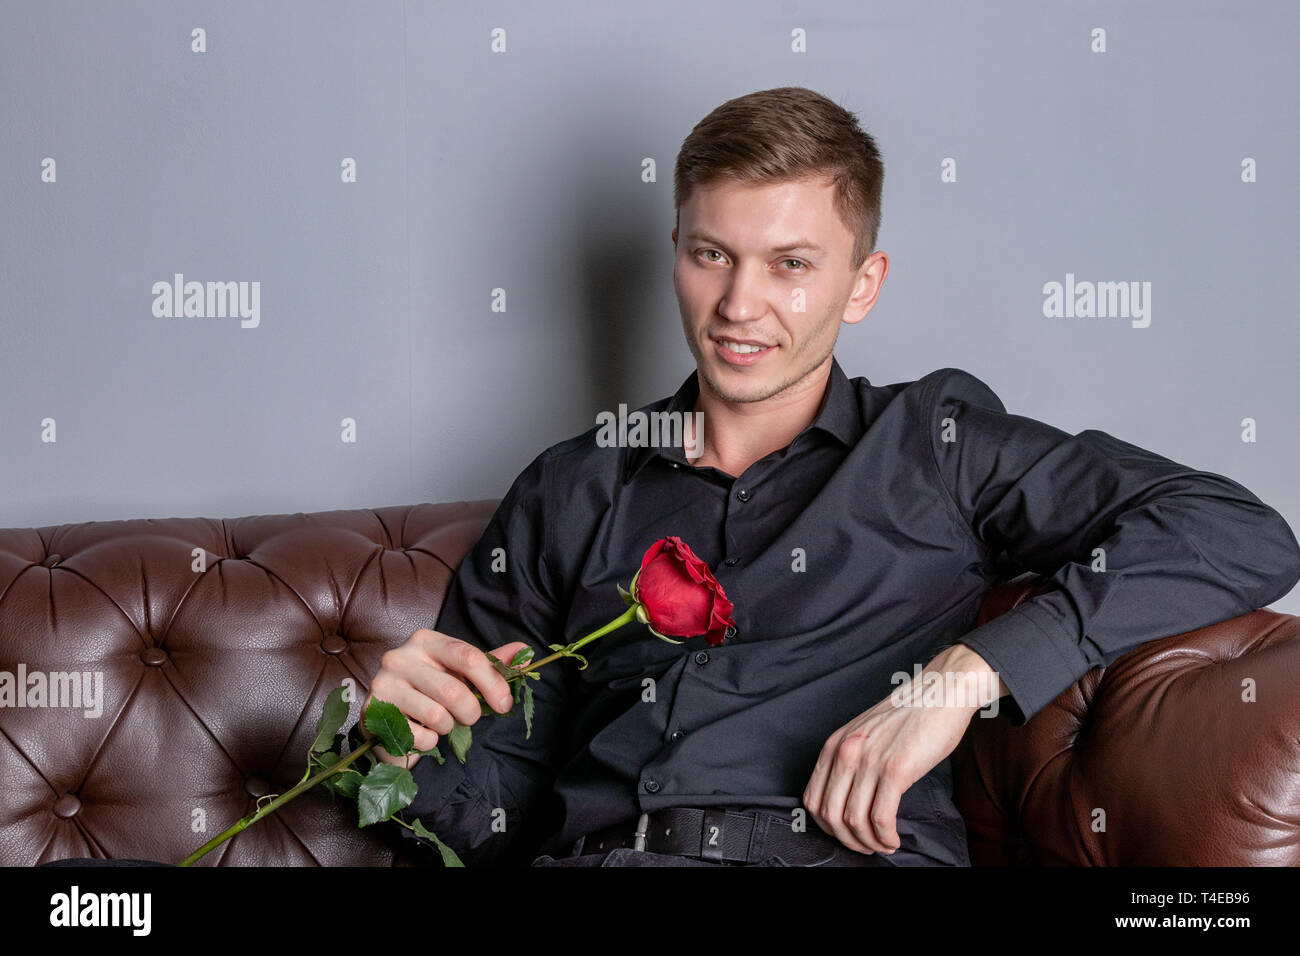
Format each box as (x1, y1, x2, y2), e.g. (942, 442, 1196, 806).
(671, 226, 678, 245)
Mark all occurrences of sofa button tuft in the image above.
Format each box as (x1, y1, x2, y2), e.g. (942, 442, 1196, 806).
(42, 554, 62, 568)
(53, 794, 81, 818)
(140, 648, 167, 667)
(320, 634, 348, 655)
(245, 776, 271, 798)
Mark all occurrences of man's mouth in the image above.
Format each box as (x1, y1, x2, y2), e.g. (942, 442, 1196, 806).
(713, 337, 776, 365)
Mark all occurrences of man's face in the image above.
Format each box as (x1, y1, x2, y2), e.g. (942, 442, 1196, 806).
(672, 175, 886, 406)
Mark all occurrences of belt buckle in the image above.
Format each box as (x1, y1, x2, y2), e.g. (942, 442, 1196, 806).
(632, 812, 650, 851)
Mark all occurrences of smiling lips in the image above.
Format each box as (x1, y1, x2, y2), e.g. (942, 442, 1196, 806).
(713, 336, 776, 366)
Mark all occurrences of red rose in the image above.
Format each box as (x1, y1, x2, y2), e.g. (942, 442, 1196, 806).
(630, 537, 736, 646)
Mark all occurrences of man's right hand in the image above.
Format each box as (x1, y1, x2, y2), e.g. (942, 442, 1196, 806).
(359, 628, 530, 769)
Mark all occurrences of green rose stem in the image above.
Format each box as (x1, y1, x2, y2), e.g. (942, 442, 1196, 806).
(177, 740, 377, 867)
(527, 604, 640, 667)
(176, 604, 643, 867)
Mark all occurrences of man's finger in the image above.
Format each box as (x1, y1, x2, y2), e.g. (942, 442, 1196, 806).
(407, 668, 483, 727)
(432, 637, 517, 712)
(819, 748, 874, 855)
(802, 736, 834, 813)
(833, 765, 884, 855)
(864, 772, 903, 853)
(366, 680, 456, 737)
(486, 641, 531, 681)
(843, 765, 894, 855)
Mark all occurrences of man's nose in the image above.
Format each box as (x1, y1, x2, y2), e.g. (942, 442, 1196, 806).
(717, 262, 768, 323)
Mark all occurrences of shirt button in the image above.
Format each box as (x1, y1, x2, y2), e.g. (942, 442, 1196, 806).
(723, 557, 738, 566)
(670, 462, 679, 469)
(644, 780, 660, 793)
(736, 489, 750, 502)
(670, 730, 685, 742)
(694, 650, 709, 665)
(725, 625, 737, 639)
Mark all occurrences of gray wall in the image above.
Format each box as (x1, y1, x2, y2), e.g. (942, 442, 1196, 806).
(3, 0, 1297, 612)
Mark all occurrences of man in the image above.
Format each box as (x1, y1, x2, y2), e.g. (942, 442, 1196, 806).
(354, 87, 1300, 867)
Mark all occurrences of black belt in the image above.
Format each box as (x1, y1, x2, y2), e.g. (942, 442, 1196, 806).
(573, 807, 880, 866)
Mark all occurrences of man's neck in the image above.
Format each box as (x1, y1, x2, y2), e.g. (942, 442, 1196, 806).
(687, 358, 832, 478)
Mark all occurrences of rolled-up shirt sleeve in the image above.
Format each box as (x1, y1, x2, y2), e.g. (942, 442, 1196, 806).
(928, 368, 1300, 726)
(384, 448, 572, 865)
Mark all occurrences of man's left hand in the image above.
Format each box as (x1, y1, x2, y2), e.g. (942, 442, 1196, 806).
(801, 644, 1006, 856)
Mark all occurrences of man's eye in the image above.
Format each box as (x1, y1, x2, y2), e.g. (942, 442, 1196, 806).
(699, 249, 724, 263)
(783, 259, 807, 271)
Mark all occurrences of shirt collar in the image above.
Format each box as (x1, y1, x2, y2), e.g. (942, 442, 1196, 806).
(620, 354, 862, 484)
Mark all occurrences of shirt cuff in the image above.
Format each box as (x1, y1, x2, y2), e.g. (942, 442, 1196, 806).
(955, 595, 1091, 726)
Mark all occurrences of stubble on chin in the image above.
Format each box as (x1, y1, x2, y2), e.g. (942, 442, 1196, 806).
(700, 345, 833, 407)
(699, 359, 797, 406)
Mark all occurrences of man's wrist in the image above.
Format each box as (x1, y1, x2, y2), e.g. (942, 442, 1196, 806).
(921, 643, 1010, 710)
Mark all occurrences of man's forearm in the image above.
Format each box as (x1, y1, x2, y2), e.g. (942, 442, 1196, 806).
(917, 643, 1010, 710)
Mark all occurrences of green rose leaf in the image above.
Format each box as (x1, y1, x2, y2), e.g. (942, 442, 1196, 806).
(365, 699, 415, 757)
(448, 722, 472, 764)
(325, 769, 362, 800)
(310, 686, 350, 754)
(415, 745, 445, 766)
(522, 682, 535, 740)
(356, 764, 417, 827)
(509, 646, 535, 667)
(411, 818, 465, 868)
(310, 750, 342, 775)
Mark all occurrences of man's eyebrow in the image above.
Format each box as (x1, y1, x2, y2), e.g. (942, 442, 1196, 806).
(684, 232, 826, 255)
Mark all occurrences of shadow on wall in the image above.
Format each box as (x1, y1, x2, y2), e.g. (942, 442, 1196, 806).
(573, 184, 680, 422)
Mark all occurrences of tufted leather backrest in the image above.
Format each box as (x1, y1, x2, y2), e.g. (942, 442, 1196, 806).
(2, 503, 1297, 865)
(0, 502, 497, 866)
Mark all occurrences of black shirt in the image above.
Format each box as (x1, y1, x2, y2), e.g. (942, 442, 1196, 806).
(385, 357, 1300, 866)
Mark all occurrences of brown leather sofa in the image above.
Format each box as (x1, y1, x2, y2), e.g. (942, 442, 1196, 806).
(3, 502, 1297, 866)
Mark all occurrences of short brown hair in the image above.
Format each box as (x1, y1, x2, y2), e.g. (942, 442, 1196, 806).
(673, 87, 885, 271)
